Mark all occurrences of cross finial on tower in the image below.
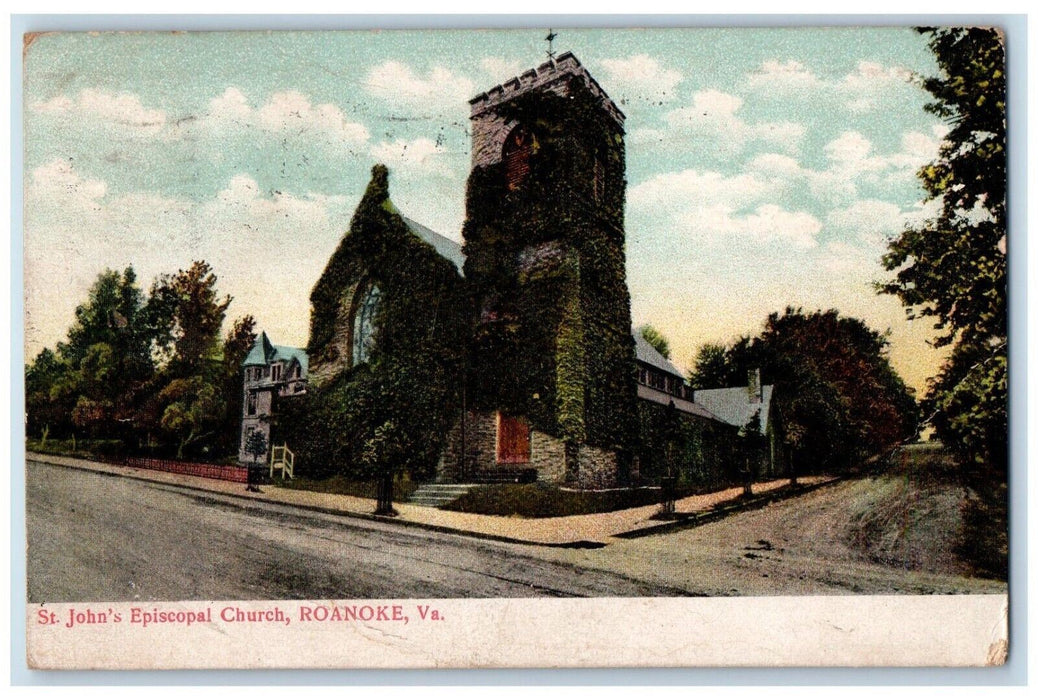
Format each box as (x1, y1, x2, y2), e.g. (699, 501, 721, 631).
(545, 29, 558, 61)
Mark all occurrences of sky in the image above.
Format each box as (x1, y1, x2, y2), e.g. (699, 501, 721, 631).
(23, 27, 951, 393)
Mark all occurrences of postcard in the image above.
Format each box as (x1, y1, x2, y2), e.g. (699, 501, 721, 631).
(22, 25, 1009, 670)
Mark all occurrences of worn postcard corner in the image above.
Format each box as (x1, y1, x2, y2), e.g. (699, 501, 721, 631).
(22, 24, 1009, 670)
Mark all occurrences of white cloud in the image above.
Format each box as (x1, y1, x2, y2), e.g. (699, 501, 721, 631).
(745, 152, 803, 180)
(195, 88, 369, 145)
(826, 199, 909, 247)
(743, 58, 916, 113)
(682, 89, 743, 116)
(886, 130, 943, 170)
(32, 88, 166, 133)
(745, 60, 820, 93)
(24, 166, 358, 355)
(256, 90, 370, 143)
(28, 158, 107, 208)
(630, 168, 820, 249)
(634, 89, 805, 158)
(840, 61, 913, 93)
(370, 137, 452, 178)
(207, 87, 252, 122)
(630, 168, 784, 212)
(599, 54, 682, 103)
(674, 203, 821, 249)
(807, 130, 942, 202)
(364, 61, 474, 110)
(824, 131, 876, 171)
(837, 61, 915, 112)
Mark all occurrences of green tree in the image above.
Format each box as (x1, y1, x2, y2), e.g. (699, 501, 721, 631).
(637, 324, 671, 359)
(216, 315, 257, 453)
(25, 348, 71, 441)
(59, 267, 153, 376)
(880, 28, 1006, 349)
(244, 429, 268, 465)
(148, 261, 232, 376)
(146, 261, 237, 457)
(693, 308, 917, 473)
(158, 376, 226, 458)
(689, 342, 734, 389)
(879, 28, 1007, 577)
(26, 267, 156, 441)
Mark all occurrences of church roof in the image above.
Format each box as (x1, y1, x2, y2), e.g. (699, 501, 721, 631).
(401, 216, 465, 273)
(243, 331, 309, 376)
(633, 331, 685, 379)
(692, 385, 774, 435)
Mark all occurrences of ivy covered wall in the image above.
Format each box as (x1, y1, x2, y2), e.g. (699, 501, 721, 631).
(637, 402, 743, 489)
(279, 165, 467, 480)
(462, 77, 639, 456)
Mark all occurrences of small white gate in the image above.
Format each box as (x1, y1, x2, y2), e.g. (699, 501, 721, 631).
(269, 444, 294, 480)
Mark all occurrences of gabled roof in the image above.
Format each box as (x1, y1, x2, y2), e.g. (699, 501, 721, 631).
(401, 215, 466, 274)
(633, 330, 685, 379)
(692, 385, 774, 435)
(243, 331, 309, 376)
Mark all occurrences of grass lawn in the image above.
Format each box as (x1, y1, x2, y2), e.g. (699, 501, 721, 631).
(276, 473, 419, 501)
(441, 482, 706, 518)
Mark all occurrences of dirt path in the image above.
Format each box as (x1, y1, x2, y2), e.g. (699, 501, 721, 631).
(534, 477, 1007, 595)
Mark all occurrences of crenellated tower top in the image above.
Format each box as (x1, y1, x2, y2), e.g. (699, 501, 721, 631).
(468, 51, 625, 129)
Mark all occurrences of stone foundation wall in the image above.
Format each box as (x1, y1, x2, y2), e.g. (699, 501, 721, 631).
(437, 409, 619, 487)
(437, 410, 498, 482)
(530, 430, 567, 482)
(576, 443, 618, 489)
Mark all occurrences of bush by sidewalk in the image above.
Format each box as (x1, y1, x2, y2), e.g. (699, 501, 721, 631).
(276, 473, 418, 502)
(27, 438, 127, 460)
(442, 483, 704, 518)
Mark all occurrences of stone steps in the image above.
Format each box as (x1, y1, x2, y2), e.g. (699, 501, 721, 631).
(408, 483, 477, 508)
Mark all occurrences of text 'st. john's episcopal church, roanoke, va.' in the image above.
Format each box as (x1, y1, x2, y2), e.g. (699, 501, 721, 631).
(239, 52, 781, 490)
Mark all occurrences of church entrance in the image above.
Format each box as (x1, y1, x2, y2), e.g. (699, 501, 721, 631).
(496, 412, 531, 465)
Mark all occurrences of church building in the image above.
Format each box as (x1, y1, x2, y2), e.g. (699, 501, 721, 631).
(241, 51, 782, 490)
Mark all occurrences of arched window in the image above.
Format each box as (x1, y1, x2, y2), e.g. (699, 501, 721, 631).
(502, 124, 534, 190)
(351, 284, 381, 366)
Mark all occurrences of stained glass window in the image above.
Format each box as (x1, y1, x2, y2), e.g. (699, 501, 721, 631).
(351, 284, 381, 366)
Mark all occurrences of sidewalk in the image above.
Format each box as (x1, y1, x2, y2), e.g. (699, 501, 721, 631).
(27, 451, 834, 547)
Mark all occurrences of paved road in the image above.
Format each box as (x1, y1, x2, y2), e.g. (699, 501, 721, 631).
(26, 460, 683, 602)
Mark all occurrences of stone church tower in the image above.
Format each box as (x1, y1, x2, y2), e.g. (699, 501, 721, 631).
(443, 52, 639, 487)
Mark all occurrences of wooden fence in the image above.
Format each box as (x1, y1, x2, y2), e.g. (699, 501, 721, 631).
(119, 456, 249, 483)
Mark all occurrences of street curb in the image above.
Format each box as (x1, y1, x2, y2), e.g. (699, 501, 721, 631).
(26, 453, 606, 549)
(27, 452, 836, 547)
(611, 477, 843, 539)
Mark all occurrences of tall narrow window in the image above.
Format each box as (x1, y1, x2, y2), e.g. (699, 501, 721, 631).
(502, 124, 534, 190)
(352, 284, 381, 366)
(496, 412, 531, 465)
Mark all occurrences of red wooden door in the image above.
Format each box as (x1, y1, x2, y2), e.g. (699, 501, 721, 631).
(496, 413, 531, 464)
